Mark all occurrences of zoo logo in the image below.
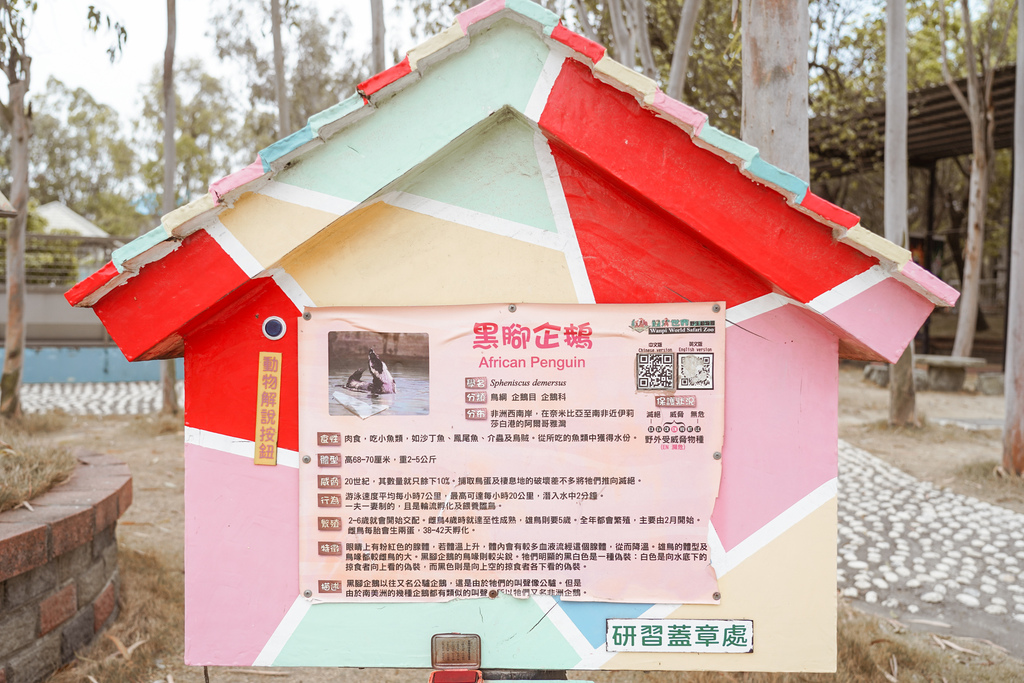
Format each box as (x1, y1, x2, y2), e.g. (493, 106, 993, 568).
(630, 317, 650, 333)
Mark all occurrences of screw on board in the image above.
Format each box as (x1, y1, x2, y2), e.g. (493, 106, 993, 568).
(712, 304, 721, 313)
(713, 451, 722, 460)
(508, 304, 517, 313)
(302, 455, 311, 464)
(303, 311, 312, 320)
(303, 589, 312, 598)
(713, 592, 721, 601)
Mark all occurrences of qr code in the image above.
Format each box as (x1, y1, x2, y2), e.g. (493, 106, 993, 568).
(636, 353, 675, 390)
(677, 353, 714, 390)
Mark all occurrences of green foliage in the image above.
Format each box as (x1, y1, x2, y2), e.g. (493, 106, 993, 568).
(209, 0, 369, 152)
(85, 5, 128, 63)
(28, 78, 144, 233)
(138, 59, 238, 207)
(0, 78, 147, 236)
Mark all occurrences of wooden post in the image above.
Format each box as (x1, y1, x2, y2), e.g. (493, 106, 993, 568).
(371, 0, 386, 75)
(1003, 32, 1023, 475)
(741, 0, 810, 182)
(271, 0, 290, 137)
(0, 76, 29, 420)
(922, 162, 937, 354)
(885, 0, 915, 426)
(161, 0, 180, 416)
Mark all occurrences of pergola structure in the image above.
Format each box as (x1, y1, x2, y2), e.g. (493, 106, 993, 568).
(811, 64, 1017, 360)
(811, 64, 1016, 174)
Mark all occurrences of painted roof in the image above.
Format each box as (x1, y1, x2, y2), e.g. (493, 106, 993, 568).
(65, 0, 956, 363)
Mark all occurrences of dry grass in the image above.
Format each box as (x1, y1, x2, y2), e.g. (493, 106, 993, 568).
(955, 460, 1024, 509)
(49, 547, 184, 683)
(0, 430, 76, 513)
(126, 411, 185, 437)
(8, 409, 74, 433)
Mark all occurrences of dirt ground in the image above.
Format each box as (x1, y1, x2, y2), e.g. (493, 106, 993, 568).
(837, 363, 1022, 515)
(43, 364, 1021, 681)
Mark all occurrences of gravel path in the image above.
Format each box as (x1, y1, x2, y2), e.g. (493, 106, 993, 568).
(22, 382, 1024, 654)
(838, 440, 1024, 655)
(21, 381, 184, 415)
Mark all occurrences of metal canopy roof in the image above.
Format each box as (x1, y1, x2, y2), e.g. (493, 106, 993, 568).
(811, 63, 1016, 177)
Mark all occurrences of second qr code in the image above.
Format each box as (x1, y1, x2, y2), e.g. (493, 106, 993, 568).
(677, 353, 714, 389)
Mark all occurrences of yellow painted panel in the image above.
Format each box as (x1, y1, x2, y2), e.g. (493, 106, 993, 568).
(593, 56, 659, 99)
(162, 192, 218, 237)
(839, 224, 911, 267)
(218, 191, 340, 268)
(408, 23, 468, 70)
(281, 202, 579, 306)
(602, 498, 838, 672)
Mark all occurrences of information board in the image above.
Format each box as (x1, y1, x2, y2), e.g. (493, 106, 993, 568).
(297, 303, 725, 605)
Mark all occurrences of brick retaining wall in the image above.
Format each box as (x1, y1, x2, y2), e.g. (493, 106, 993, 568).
(0, 452, 131, 683)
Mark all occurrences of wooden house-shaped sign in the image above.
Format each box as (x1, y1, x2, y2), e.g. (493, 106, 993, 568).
(67, 0, 956, 673)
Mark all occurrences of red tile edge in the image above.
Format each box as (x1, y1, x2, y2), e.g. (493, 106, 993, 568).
(65, 261, 118, 307)
(551, 23, 606, 64)
(800, 191, 860, 229)
(358, 56, 413, 98)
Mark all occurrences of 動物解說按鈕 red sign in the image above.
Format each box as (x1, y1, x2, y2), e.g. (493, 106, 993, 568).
(297, 303, 725, 604)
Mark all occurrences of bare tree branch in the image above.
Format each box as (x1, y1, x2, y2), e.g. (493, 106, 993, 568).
(632, 0, 657, 79)
(666, 0, 703, 101)
(606, 0, 633, 65)
(573, 0, 598, 42)
(958, 0, 980, 109)
(938, 2, 971, 117)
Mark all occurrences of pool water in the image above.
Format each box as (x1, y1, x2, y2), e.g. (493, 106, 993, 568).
(327, 358, 430, 416)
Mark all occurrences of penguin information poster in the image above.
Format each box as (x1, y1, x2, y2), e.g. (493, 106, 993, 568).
(297, 303, 725, 604)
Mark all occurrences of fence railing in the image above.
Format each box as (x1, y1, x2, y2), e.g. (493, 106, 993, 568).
(0, 233, 124, 287)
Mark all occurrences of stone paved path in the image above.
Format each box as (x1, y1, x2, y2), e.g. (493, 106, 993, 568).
(838, 440, 1024, 655)
(21, 381, 184, 415)
(22, 382, 1024, 654)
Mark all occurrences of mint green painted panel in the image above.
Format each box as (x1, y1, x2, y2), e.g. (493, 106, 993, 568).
(112, 226, 168, 273)
(399, 113, 557, 233)
(696, 125, 757, 166)
(505, 0, 559, 31)
(308, 93, 366, 136)
(276, 20, 549, 204)
(746, 156, 809, 203)
(273, 595, 582, 668)
(260, 125, 315, 165)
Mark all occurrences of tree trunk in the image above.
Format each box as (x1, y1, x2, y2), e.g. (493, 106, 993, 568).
(666, 0, 703, 101)
(0, 75, 29, 420)
(951, 145, 988, 357)
(632, 0, 657, 79)
(271, 0, 290, 137)
(740, 0, 811, 182)
(163, 0, 176, 217)
(370, 0, 385, 75)
(885, 0, 915, 425)
(161, 0, 180, 416)
(573, 0, 599, 43)
(1004, 18, 1024, 475)
(606, 0, 633, 66)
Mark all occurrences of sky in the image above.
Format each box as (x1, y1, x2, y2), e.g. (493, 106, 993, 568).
(27, 0, 382, 122)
